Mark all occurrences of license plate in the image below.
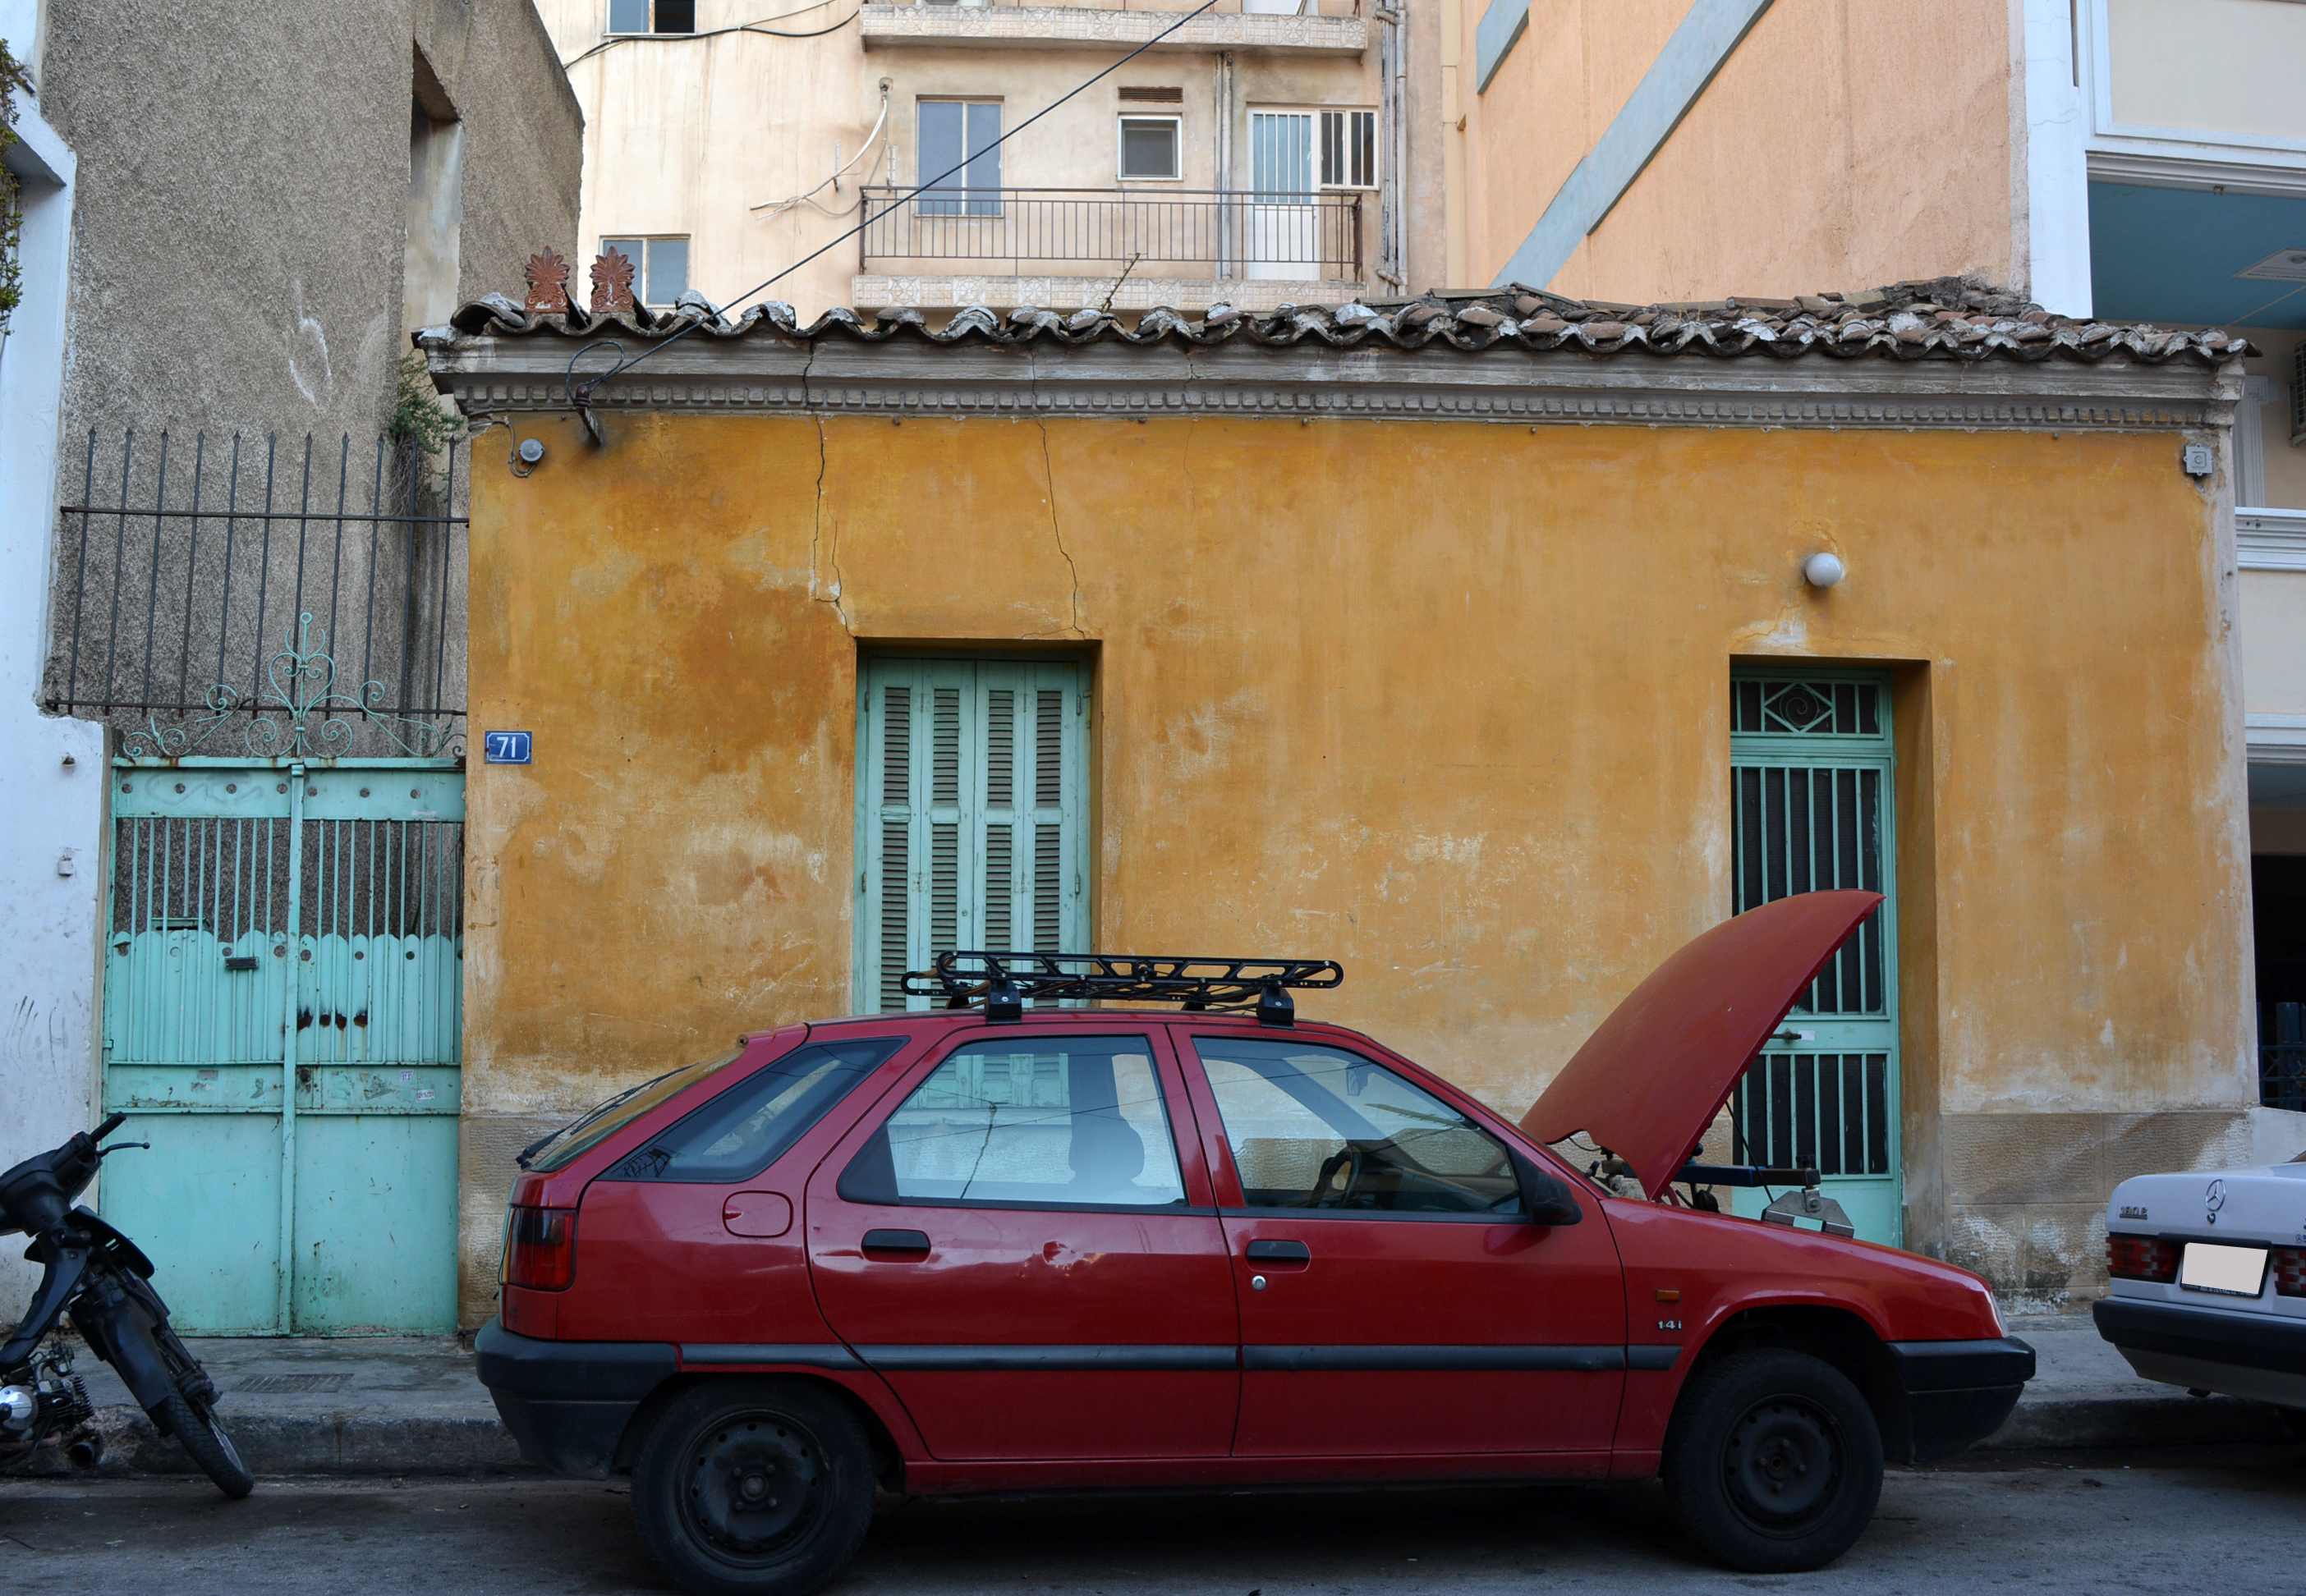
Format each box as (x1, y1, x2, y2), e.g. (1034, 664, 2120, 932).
(2178, 1241, 2268, 1297)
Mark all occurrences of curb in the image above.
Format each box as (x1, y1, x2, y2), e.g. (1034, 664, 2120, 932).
(23, 1391, 2295, 1480)
(14, 1404, 522, 1479)
(1980, 1392, 2293, 1451)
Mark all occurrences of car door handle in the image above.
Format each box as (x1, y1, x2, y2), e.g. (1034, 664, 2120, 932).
(861, 1228, 930, 1258)
(1245, 1240, 1310, 1264)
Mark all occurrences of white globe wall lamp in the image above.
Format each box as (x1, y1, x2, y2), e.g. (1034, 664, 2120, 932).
(1803, 552, 1846, 588)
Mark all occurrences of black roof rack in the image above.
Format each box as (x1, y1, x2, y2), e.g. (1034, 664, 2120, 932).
(900, 952, 1343, 1026)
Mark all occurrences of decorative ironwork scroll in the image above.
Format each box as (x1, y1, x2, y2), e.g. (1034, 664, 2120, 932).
(123, 613, 459, 760)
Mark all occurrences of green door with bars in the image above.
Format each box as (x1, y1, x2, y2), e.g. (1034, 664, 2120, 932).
(99, 759, 464, 1334)
(857, 658, 1088, 1011)
(1726, 670, 1902, 1245)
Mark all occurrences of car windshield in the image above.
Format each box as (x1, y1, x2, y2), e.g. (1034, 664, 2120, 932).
(521, 1049, 744, 1173)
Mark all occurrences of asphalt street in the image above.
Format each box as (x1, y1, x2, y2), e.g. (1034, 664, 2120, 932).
(4, 1448, 2303, 1594)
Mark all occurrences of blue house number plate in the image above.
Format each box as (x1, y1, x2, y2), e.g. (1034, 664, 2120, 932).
(484, 731, 532, 764)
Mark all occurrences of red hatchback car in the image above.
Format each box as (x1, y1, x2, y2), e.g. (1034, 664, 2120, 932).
(478, 892, 2030, 1596)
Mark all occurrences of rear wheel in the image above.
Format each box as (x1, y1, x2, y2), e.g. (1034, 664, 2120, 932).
(632, 1379, 876, 1596)
(1662, 1348, 1882, 1573)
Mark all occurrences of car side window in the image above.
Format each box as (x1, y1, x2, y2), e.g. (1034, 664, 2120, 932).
(604, 1038, 907, 1182)
(838, 1036, 1187, 1208)
(1192, 1037, 1523, 1216)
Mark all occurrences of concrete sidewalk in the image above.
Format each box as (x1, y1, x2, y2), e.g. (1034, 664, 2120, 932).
(25, 1311, 2296, 1479)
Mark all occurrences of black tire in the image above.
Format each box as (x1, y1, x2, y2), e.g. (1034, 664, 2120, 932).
(1661, 1348, 1883, 1573)
(151, 1390, 255, 1499)
(632, 1379, 877, 1596)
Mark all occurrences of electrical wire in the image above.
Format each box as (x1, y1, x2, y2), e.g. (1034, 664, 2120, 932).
(565, 0, 1220, 415)
(561, 2, 857, 68)
(749, 86, 890, 220)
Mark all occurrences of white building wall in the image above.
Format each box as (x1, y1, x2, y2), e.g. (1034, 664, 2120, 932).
(0, 5, 104, 1318)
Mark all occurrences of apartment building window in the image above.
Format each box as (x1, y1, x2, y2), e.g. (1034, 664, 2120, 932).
(919, 99, 1002, 216)
(600, 236, 690, 305)
(1320, 108, 1376, 189)
(608, 0, 696, 32)
(1118, 116, 1181, 180)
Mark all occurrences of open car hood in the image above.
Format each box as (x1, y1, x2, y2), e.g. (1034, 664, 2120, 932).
(1519, 890, 1884, 1196)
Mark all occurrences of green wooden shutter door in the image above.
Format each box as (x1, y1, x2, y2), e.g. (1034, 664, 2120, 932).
(859, 660, 1086, 1011)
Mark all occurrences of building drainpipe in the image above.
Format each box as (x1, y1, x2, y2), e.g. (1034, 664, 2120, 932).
(1215, 50, 1234, 282)
(1376, 3, 1405, 292)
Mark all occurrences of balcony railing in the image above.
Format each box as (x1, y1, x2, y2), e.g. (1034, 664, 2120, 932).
(859, 186, 1364, 281)
(880, 0, 1363, 16)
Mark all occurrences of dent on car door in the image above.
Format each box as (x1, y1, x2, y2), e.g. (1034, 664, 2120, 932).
(1183, 1034, 1628, 1461)
(804, 1030, 1238, 1461)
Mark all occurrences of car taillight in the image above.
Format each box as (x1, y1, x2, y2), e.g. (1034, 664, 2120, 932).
(2106, 1232, 2177, 1283)
(2274, 1246, 2306, 1299)
(503, 1206, 577, 1291)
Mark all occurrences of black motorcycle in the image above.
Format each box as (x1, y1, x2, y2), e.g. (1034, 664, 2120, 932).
(0, 1113, 252, 1497)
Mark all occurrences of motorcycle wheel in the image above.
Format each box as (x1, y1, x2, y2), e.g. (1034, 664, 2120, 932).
(150, 1388, 253, 1498)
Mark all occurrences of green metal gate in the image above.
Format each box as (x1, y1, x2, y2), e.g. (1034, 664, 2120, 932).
(101, 757, 464, 1334)
(1726, 670, 1901, 1245)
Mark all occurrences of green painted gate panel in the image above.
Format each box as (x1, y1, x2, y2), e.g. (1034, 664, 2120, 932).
(1725, 672, 1903, 1246)
(98, 1112, 284, 1336)
(291, 1115, 461, 1333)
(101, 759, 464, 1334)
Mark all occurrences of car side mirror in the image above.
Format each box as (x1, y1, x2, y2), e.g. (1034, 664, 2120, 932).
(1513, 1153, 1583, 1227)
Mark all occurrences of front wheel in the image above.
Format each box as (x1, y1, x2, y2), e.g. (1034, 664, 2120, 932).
(632, 1379, 877, 1596)
(150, 1388, 254, 1499)
(1661, 1348, 1883, 1573)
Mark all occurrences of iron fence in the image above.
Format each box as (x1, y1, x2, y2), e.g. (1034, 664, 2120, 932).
(2266, 1002, 2306, 1112)
(44, 430, 467, 761)
(859, 186, 1362, 280)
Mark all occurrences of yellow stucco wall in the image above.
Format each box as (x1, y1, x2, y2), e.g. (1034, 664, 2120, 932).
(467, 410, 2246, 1106)
(1460, 0, 2015, 300)
(456, 407, 2252, 1310)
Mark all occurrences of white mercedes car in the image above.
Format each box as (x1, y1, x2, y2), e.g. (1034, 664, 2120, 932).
(2095, 1157, 2306, 1425)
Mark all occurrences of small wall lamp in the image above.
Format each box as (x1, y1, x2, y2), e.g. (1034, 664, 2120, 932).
(1803, 552, 1846, 588)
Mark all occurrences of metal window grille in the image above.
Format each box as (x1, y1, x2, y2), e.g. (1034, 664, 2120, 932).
(2266, 1002, 2306, 1112)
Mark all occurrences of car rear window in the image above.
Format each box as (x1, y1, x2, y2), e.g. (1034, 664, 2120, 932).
(599, 1037, 907, 1182)
(521, 1050, 747, 1174)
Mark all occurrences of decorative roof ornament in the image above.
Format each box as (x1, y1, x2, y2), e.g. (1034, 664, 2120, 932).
(589, 249, 636, 316)
(522, 247, 572, 315)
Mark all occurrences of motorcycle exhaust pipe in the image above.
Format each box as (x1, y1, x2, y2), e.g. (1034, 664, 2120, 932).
(67, 1433, 103, 1468)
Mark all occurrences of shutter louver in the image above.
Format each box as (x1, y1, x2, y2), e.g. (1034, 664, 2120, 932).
(1035, 690, 1063, 805)
(878, 822, 909, 1012)
(985, 690, 1013, 805)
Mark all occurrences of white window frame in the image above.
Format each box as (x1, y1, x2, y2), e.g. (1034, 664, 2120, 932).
(599, 235, 691, 307)
(1318, 107, 1378, 190)
(1116, 113, 1183, 181)
(606, 0, 696, 35)
(2079, 0, 2306, 194)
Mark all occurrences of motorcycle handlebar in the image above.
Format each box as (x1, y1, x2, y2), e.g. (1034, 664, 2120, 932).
(93, 1112, 126, 1142)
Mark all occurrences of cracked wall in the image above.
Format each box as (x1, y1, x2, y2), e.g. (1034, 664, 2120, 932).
(453, 409, 2252, 1323)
